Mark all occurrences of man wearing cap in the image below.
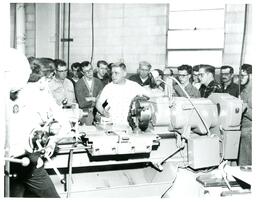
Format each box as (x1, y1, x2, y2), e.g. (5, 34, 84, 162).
(4, 52, 70, 197)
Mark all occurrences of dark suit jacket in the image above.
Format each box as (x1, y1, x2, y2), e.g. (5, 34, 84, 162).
(128, 74, 150, 86)
(75, 77, 103, 110)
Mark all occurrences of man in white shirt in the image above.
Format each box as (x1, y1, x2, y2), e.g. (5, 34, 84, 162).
(96, 62, 148, 127)
(5, 54, 70, 197)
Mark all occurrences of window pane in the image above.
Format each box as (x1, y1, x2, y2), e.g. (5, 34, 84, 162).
(167, 50, 223, 67)
(169, 3, 225, 11)
(169, 9, 224, 29)
(168, 30, 224, 49)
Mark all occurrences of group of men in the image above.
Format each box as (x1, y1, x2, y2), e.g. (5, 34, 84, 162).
(5, 49, 252, 198)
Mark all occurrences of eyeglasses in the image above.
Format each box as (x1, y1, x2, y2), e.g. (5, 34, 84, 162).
(83, 68, 93, 73)
(241, 74, 249, 78)
(140, 68, 150, 72)
(72, 67, 80, 71)
(221, 73, 231, 76)
(57, 69, 68, 73)
(178, 74, 189, 78)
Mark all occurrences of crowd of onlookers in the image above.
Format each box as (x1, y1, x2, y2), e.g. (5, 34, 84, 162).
(26, 57, 252, 166)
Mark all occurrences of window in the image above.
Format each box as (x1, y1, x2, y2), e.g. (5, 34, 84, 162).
(167, 3, 225, 67)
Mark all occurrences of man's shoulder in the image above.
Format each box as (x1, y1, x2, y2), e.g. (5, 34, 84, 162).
(126, 79, 142, 87)
(128, 74, 139, 80)
(64, 78, 74, 86)
(229, 82, 239, 88)
(93, 77, 104, 87)
(209, 80, 221, 88)
(75, 77, 84, 86)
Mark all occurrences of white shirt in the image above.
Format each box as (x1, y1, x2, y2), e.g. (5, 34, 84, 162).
(48, 77, 76, 105)
(8, 79, 71, 157)
(97, 79, 148, 126)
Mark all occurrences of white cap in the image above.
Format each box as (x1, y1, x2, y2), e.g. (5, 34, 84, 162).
(3, 48, 31, 92)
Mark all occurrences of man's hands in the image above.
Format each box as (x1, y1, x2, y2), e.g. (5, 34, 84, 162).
(85, 97, 96, 102)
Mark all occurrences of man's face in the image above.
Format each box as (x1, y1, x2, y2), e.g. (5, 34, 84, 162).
(139, 65, 150, 79)
(82, 64, 93, 80)
(240, 70, 249, 85)
(112, 66, 126, 84)
(56, 65, 68, 80)
(221, 68, 233, 83)
(98, 64, 108, 77)
(193, 71, 200, 83)
(178, 70, 190, 85)
(198, 68, 208, 85)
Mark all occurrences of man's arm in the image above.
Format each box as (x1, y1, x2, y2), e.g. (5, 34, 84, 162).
(96, 89, 110, 118)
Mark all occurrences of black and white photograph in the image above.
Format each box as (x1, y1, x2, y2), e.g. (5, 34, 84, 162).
(1, 0, 254, 199)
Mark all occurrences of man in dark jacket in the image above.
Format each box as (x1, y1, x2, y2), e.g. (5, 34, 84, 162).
(198, 64, 222, 98)
(220, 65, 239, 97)
(129, 61, 151, 86)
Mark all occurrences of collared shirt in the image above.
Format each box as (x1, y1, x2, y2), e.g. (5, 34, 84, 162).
(48, 77, 76, 105)
(174, 83, 201, 98)
(8, 81, 71, 157)
(128, 74, 150, 86)
(221, 82, 239, 97)
(200, 80, 222, 98)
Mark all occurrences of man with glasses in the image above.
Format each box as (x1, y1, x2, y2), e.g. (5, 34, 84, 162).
(220, 65, 239, 97)
(192, 65, 202, 90)
(93, 60, 110, 87)
(48, 59, 76, 106)
(238, 64, 252, 166)
(75, 61, 103, 125)
(174, 64, 200, 98)
(198, 64, 222, 98)
(129, 61, 151, 86)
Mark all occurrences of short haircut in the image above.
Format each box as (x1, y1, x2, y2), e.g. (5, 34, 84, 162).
(35, 58, 55, 77)
(139, 61, 152, 69)
(221, 65, 234, 74)
(178, 64, 192, 75)
(71, 62, 81, 70)
(192, 65, 200, 72)
(54, 59, 66, 70)
(97, 60, 108, 67)
(80, 61, 91, 68)
(241, 64, 252, 74)
(154, 69, 164, 79)
(199, 64, 216, 76)
(112, 62, 126, 71)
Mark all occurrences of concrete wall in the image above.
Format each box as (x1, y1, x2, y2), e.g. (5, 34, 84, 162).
(25, 3, 36, 57)
(68, 4, 168, 73)
(14, 4, 252, 74)
(223, 4, 248, 74)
